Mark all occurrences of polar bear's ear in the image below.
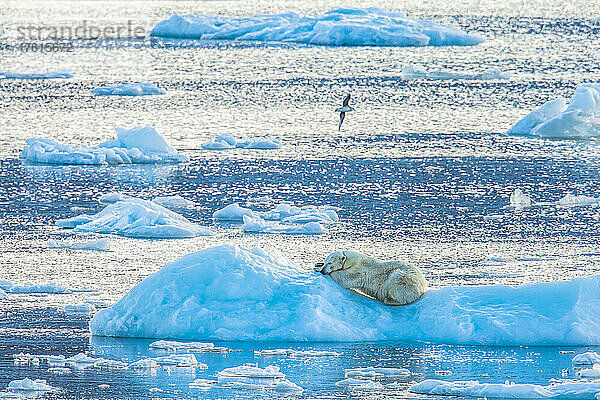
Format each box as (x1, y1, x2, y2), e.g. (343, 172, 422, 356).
(340, 251, 348, 269)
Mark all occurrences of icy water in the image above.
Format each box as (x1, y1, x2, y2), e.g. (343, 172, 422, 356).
(2, 0, 600, 398)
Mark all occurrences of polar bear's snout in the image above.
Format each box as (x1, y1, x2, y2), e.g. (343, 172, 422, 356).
(314, 262, 325, 273)
(317, 251, 348, 275)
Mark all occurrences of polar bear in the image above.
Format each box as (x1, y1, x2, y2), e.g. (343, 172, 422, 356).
(315, 250, 427, 305)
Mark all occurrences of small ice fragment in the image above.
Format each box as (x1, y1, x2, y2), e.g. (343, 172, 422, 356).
(241, 215, 326, 235)
(98, 384, 110, 389)
(0, 70, 72, 79)
(48, 367, 71, 375)
(213, 203, 256, 221)
(99, 192, 131, 204)
(402, 64, 509, 81)
(152, 196, 196, 210)
(129, 359, 159, 370)
(557, 194, 600, 208)
(435, 370, 452, 376)
(335, 378, 385, 390)
(272, 379, 303, 392)
(91, 83, 165, 96)
(202, 134, 281, 150)
(149, 388, 163, 393)
(345, 367, 412, 380)
(189, 379, 217, 389)
(509, 189, 532, 210)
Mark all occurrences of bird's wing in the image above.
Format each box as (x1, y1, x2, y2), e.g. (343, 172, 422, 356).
(342, 93, 351, 107)
(338, 112, 345, 131)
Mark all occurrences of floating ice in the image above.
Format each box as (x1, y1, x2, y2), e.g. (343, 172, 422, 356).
(129, 359, 159, 370)
(93, 359, 128, 370)
(48, 238, 110, 251)
(149, 340, 221, 353)
(410, 379, 600, 399)
(150, 7, 484, 47)
(12, 354, 40, 365)
(189, 379, 217, 389)
(91, 83, 165, 96)
(98, 384, 110, 389)
(0, 25, 4, 37)
(0, 289, 6, 300)
(0, 70, 73, 79)
(578, 367, 600, 379)
(241, 215, 326, 235)
(90, 244, 600, 344)
(152, 196, 196, 210)
(510, 189, 532, 210)
(558, 194, 600, 208)
(99, 192, 131, 204)
(48, 367, 71, 375)
(56, 198, 213, 239)
(345, 367, 412, 380)
(7, 378, 56, 392)
(335, 378, 385, 390)
(573, 352, 600, 366)
(201, 133, 282, 150)
(507, 83, 600, 138)
(272, 380, 304, 392)
(402, 64, 509, 80)
(255, 349, 340, 357)
(213, 203, 256, 221)
(150, 354, 204, 367)
(0, 281, 72, 294)
(217, 365, 293, 391)
(20, 126, 187, 165)
(63, 302, 97, 315)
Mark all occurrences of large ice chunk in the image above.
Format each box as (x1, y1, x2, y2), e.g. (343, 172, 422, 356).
(56, 198, 213, 239)
(7, 378, 56, 392)
(507, 84, 600, 138)
(402, 64, 509, 80)
(90, 244, 600, 344)
(509, 189, 532, 210)
(150, 8, 484, 47)
(91, 83, 165, 96)
(0, 70, 73, 79)
(20, 126, 187, 165)
(410, 379, 600, 399)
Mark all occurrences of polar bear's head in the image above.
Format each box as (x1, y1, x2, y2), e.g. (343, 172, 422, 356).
(316, 251, 354, 275)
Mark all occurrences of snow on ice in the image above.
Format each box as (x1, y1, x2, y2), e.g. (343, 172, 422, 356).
(20, 126, 187, 165)
(90, 244, 600, 345)
(150, 7, 484, 47)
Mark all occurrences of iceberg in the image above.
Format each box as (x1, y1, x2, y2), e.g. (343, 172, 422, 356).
(56, 198, 213, 239)
(150, 8, 484, 47)
(201, 133, 282, 150)
(410, 379, 600, 399)
(48, 238, 110, 251)
(90, 83, 165, 96)
(213, 203, 256, 221)
(0, 70, 73, 79)
(241, 215, 326, 235)
(573, 352, 600, 366)
(20, 126, 187, 165)
(507, 83, 600, 138)
(90, 244, 600, 344)
(402, 64, 509, 80)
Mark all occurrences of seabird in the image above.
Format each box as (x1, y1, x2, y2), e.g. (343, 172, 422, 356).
(335, 93, 354, 130)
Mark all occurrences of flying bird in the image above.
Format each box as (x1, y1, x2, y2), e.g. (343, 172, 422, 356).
(335, 93, 354, 130)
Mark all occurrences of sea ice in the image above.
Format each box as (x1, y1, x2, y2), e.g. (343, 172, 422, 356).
(47, 367, 71, 375)
(213, 203, 256, 221)
(63, 302, 97, 315)
(0, 281, 72, 294)
(56, 198, 213, 238)
(217, 364, 301, 391)
(189, 379, 217, 389)
(91, 83, 165, 96)
(149, 340, 215, 352)
(0, 70, 73, 79)
(99, 192, 131, 204)
(573, 352, 600, 366)
(241, 215, 326, 235)
(410, 379, 600, 399)
(402, 64, 509, 80)
(150, 354, 203, 367)
(510, 189, 532, 210)
(7, 378, 56, 392)
(577, 367, 600, 379)
(90, 244, 600, 344)
(150, 7, 484, 47)
(152, 196, 196, 210)
(20, 126, 187, 165)
(48, 238, 110, 251)
(201, 133, 282, 150)
(507, 83, 600, 138)
(272, 380, 304, 392)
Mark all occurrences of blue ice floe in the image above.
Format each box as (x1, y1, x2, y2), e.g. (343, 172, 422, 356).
(402, 64, 509, 80)
(20, 126, 187, 165)
(0, 70, 73, 79)
(90, 83, 165, 96)
(90, 244, 600, 345)
(201, 133, 282, 150)
(57, 198, 213, 239)
(150, 7, 484, 47)
(508, 83, 600, 138)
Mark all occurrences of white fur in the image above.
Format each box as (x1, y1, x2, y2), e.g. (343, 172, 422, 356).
(316, 250, 427, 306)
